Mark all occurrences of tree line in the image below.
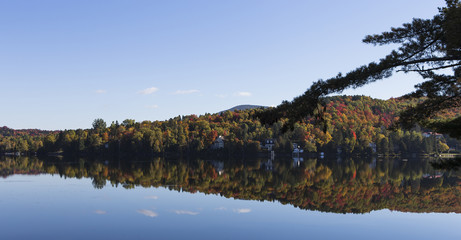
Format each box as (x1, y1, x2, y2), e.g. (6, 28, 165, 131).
(1, 96, 460, 157)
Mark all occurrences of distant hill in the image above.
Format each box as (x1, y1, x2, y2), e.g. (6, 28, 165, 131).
(221, 105, 267, 113)
(0, 126, 57, 137)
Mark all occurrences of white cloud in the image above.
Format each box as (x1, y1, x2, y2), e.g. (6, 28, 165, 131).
(173, 210, 199, 215)
(174, 89, 199, 95)
(94, 210, 107, 215)
(95, 90, 107, 94)
(137, 209, 158, 218)
(233, 208, 251, 214)
(145, 196, 159, 200)
(146, 104, 159, 109)
(138, 87, 159, 95)
(235, 92, 252, 97)
(215, 207, 227, 211)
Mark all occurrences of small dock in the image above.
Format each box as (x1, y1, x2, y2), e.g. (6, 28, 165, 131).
(438, 153, 461, 158)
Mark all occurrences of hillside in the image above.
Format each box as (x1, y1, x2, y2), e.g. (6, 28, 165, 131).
(1, 96, 460, 155)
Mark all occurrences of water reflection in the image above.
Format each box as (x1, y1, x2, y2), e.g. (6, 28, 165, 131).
(1, 156, 460, 214)
(431, 157, 461, 170)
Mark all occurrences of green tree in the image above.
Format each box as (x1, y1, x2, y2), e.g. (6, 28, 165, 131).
(122, 119, 136, 128)
(92, 118, 107, 132)
(257, 0, 461, 138)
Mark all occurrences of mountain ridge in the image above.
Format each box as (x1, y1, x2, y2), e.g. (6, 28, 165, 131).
(221, 104, 267, 113)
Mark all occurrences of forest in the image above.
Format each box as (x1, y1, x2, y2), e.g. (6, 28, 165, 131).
(1, 96, 460, 157)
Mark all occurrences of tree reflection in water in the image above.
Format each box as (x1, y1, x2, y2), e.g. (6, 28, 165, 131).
(1, 156, 460, 214)
(431, 157, 461, 171)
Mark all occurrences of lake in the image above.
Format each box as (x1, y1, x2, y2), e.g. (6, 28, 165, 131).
(1, 156, 460, 239)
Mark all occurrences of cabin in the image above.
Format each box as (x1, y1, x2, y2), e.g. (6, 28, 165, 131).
(292, 143, 303, 154)
(368, 142, 377, 153)
(422, 132, 443, 139)
(211, 136, 225, 149)
(261, 139, 276, 151)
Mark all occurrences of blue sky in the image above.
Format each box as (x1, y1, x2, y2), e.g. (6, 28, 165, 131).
(0, 0, 445, 130)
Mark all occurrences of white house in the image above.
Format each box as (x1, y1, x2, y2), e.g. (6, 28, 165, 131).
(211, 136, 225, 149)
(423, 132, 443, 139)
(292, 143, 304, 154)
(261, 139, 276, 151)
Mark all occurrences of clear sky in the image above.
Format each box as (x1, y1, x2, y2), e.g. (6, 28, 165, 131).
(0, 0, 445, 130)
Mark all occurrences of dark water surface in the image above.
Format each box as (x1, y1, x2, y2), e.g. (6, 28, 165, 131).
(1, 156, 460, 239)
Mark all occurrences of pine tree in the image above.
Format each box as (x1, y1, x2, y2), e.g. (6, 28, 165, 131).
(257, 0, 461, 138)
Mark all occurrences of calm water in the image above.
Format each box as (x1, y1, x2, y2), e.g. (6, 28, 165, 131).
(1, 156, 460, 240)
